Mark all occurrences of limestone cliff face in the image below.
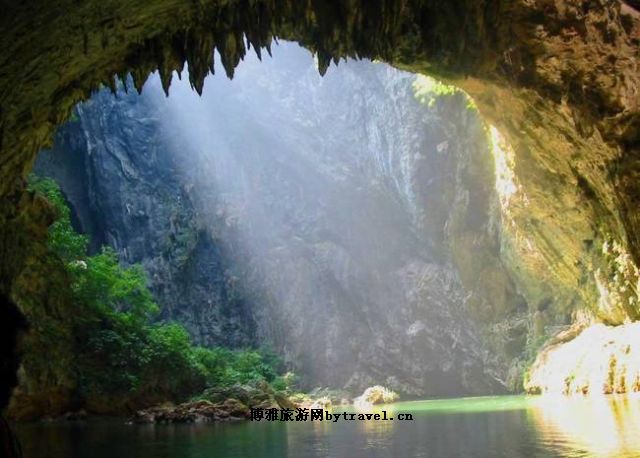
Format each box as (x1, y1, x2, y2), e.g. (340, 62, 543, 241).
(36, 44, 518, 395)
(525, 321, 640, 395)
(35, 89, 257, 349)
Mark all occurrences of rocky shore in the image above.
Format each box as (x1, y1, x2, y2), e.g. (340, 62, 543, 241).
(130, 399, 250, 423)
(129, 385, 394, 424)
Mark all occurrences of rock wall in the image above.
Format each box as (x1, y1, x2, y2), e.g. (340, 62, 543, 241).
(525, 321, 640, 395)
(35, 88, 257, 349)
(36, 43, 517, 395)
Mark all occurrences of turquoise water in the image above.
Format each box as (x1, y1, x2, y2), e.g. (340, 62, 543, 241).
(16, 395, 640, 457)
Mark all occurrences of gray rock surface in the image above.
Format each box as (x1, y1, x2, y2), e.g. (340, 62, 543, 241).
(36, 43, 519, 396)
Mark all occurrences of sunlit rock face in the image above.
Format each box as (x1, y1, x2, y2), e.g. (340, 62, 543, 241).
(36, 43, 514, 395)
(525, 322, 640, 395)
(34, 84, 257, 349)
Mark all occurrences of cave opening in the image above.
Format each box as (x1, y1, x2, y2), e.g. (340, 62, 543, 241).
(26, 41, 515, 404)
(2, 1, 640, 457)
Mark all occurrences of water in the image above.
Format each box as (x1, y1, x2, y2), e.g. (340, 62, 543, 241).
(15, 395, 640, 458)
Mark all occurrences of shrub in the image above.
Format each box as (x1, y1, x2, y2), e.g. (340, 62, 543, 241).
(25, 175, 291, 407)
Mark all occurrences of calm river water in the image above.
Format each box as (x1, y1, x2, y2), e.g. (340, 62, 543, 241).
(15, 395, 640, 458)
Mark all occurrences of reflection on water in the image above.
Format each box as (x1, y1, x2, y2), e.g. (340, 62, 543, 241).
(530, 394, 640, 457)
(15, 395, 640, 458)
(355, 405, 395, 450)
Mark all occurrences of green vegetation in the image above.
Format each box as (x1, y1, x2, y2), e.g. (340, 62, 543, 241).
(24, 176, 289, 410)
(521, 332, 549, 391)
(412, 75, 477, 111)
(28, 176, 88, 263)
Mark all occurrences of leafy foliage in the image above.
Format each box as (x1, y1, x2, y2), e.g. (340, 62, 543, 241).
(72, 248, 158, 320)
(193, 347, 282, 388)
(26, 175, 288, 408)
(412, 75, 477, 111)
(271, 372, 299, 392)
(28, 176, 88, 262)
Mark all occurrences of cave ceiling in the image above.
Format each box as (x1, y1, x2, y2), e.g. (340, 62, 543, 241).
(0, 0, 639, 326)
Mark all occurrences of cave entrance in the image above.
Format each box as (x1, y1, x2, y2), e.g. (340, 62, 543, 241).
(19, 40, 521, 419)
(2, 2, 640, 457)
